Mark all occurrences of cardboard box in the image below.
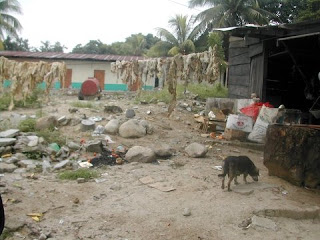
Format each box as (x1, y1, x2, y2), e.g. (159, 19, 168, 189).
(224, 128, 248, 141)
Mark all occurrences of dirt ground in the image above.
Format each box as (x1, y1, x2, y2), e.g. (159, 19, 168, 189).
(1, 91, 320, 240)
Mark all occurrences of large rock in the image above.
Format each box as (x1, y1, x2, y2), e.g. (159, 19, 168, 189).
(85, 140, 103, 153)
(185, 142, 208, 158)
(0, 138, 16, 147)
(125, 146, 156, 163)
(153, 144, 175, 158)
(119, 119, 146, 138)
(0, 129, 20, 138)
(105, 119, 120, 135)
(0, 162, 18, 173)
(35, 116, 58, 130)
(264, 124, 320, 188)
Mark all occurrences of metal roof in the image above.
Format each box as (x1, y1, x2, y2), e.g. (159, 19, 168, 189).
(0, 51, 148, 62)
(212, 19, 320, 39)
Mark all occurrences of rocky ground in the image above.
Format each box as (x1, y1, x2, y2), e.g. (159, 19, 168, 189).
(0, 90, 320, 240)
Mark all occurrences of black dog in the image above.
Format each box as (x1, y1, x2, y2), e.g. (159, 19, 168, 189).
(218, 156, 259, 191)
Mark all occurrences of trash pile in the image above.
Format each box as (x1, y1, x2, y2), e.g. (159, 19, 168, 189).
(89, 146, 127, 167)
(200, 95, 302, 144)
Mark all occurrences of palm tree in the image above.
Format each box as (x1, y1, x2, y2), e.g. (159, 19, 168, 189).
(0, 0, 22, 49)
(155, 14, 201, 56)
(188, 0, 278, 30)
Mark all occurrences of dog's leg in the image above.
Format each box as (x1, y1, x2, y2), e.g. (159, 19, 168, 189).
(221, 177, 225, 189)
(234, 175, 239, 185)
(228, 174, 234, 191)
(243, 173, 248, 184)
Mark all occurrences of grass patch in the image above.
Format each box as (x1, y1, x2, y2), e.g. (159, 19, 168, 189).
(0, 88, 44, 110)
(0, 229, 14, 240)
(70, 101, 95, 108)
(58, 168, 99, 180)
(0, 93, 11, 110)
(18, 118, 36, 132)
(135, 82, 228, 103)
(36, 129, 66, 146)
(186, 82, 228, 100)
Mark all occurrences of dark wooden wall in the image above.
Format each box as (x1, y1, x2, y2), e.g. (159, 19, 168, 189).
(227, 37, 265, 99)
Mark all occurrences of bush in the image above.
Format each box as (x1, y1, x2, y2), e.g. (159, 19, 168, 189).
(36, 129, 66, 146)
(18, 118, 36, 132)
(58, 168, 99, 180)
(186, 82, 228, 100)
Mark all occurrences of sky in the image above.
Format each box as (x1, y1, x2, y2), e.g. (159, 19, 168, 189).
(17, 0, 204, 52)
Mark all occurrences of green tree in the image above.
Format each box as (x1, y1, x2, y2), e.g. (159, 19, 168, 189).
(259, 0, 307, 23)
(72, 40, 109, 54)
(0, 0, 22, 49)
(3, 36, 29, 51)
(155, 14, 200, 56)
(297, 0, 320, 21)
(37, 41, 67, 52)
(188, 0, 278, 29)
(208, 32, 227, 73)
(125, 33, 147, 56)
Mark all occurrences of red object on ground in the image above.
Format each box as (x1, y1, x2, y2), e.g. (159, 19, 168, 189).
(80, 78, 100, 96)
(240, 102, 274, 121)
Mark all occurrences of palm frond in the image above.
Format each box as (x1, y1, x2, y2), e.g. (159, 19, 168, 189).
(156, 27, 179, 45)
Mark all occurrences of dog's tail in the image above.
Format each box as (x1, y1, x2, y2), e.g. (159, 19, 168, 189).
(218, 173, 225, 178)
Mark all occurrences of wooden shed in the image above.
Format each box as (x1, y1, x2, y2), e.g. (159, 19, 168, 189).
(223, 19, 320, 123)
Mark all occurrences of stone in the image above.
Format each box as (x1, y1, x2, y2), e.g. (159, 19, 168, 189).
(39, 233, 47, 240)
(18, 160, 41, 168)
(125, 146, 156, 163)
(104, 105, 123, 113)
(56, 146, 70, 159)
(0, 129, 20, 138)
(0, 162, 18, 173)
(35, 116, 58, 130)
(27, 136, 39, 147)
(157, 102, 166, 106)
(80, 119, 95, 131)
(119, 119, 146, 138)
(0, 138, 16, 147)
(4, 156, 19, 164)
(68, 108, 78, 113)
(153, 144, 175, 158)
(125, 109, 136, 118)
(53, 160, 70, 170)
(77, 178, 86, 183)
(85, 141, 103, 153)
(92, 125, 106, 136)
(140, 120, 153, 134)
(183, 208, 191, 216)
(104, 119, 120, 135)
(67, 141, 81, 150)
(185, 142, 208, 158)
(251, 216, 277, 231)
(70, 118, 81, 126)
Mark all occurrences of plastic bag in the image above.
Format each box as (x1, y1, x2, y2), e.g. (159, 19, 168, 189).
(240, 102, 273, 121)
